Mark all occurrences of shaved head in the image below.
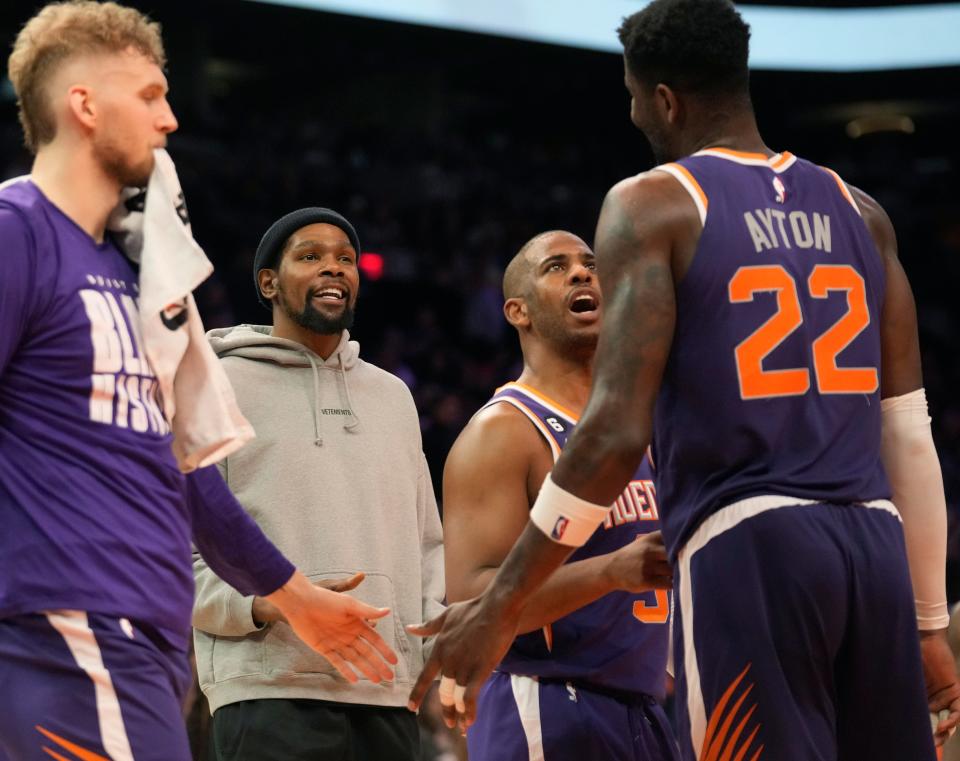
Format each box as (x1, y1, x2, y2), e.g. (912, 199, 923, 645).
(503, 230, 573, 300)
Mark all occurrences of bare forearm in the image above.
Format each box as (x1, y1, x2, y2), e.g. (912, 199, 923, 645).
(551, 412, 648, 505)
(455, 554, 617, 634)
(481, 521, 577, 620)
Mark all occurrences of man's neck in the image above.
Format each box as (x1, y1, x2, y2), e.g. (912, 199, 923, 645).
(270, 318, 342, 360)
(516, 347, 593, 418)
(30, 142, 122, 243)
(684, 108, 772, 159)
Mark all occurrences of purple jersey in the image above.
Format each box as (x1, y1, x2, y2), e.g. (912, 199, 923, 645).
(485, 382, 669, 699)
(650, 150, 890, 559)
(0, 181, 291, 649)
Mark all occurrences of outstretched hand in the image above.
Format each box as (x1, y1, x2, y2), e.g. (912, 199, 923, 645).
(267, 571, 398, 684)
(919, 629, 960, 746)
(407, 596, 520, 733)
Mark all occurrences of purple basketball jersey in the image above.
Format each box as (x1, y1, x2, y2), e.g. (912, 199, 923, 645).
(484, 382, 670, 699)
(651, 150, 890, 559)
(0, 180, 193, 646)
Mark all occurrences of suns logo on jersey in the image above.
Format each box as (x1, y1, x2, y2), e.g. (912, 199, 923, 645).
(773, 176, 787, 204)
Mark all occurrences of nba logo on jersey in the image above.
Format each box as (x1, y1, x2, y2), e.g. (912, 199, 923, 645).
(551, 516, 570, 540)
(773, 176, 787, 203)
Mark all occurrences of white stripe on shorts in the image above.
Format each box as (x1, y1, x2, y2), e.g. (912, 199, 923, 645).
(46, 610, 135, 761)
(510, 674, 545, 761)
(676, 494, 897, 758)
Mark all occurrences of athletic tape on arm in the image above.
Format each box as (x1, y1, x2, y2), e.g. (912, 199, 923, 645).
(881, 388, 950, 630)
(529, 473, 609, 547)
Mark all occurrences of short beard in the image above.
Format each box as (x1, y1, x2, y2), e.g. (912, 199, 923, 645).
(282, 289, 355, 336)
(93, 135, 154, 188)
(534, 314, 598, 362)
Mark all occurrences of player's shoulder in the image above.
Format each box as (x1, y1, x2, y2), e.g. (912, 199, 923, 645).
(0, 190, 38, 261)
(846, 184, 897, 260)
(446, 400, 545, 475)
(603, 168, 703, 234)
(608, 167, 692, 205)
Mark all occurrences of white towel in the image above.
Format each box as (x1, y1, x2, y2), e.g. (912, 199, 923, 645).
(107, 149, 254, 472)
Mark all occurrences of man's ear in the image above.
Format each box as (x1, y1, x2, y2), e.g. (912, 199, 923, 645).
(504, 297, 530, 329)
(258, 268, 279, 301)
(66, 84, 97, 132)
(655, 82, 683, 127)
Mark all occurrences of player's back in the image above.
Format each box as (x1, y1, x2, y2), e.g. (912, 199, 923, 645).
(652, 150, 890, 558)
(485, 383, 670, 699)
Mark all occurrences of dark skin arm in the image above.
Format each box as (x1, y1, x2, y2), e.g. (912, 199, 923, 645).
(854, 186, 960, 745)
(407, 173, 696, 728)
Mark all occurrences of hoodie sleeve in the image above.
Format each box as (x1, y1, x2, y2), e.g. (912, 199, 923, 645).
(418, 453, 446, 638)
(189, 463, 294, 635)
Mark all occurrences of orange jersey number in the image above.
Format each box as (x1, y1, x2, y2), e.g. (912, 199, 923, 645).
(633, 590, 669, 624)
(729, 264, 877, 400)
(808, 265, 879, 394)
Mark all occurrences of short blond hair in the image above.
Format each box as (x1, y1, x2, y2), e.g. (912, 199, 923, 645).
(8, 1, 166, 152)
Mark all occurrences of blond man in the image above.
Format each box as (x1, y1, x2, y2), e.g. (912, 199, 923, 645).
(0, 4, 396, 759)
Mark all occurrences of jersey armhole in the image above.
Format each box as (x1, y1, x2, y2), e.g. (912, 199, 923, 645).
(652, 163, 708, 226)
(819, 166, 862, 216)
(480, 397, 562, 463)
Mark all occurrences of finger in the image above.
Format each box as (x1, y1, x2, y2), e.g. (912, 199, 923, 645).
(341, 641, 394, 684)
(408, 650, 442, 712)
(651, 559, 673, 576)
(357, 624, 398, 665)
(438, 674, 458, 726)
(651, 575, 674, 590)
(349, 599, 390, 620)
(453, 682, 466, 714)
(323, 649, 359, 684)
(359, 620, 399, 665)
(935, 706, 960, 735)
(406, 610, 447, 637)
(442, 703, 458, 729)
(352, 636, 396, 683)
(438, 676, 456, 704)
(458, 677, 482, 730)
(328, 571, 365, 593)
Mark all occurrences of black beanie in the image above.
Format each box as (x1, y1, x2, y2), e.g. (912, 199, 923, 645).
(253, 207, 361, 310)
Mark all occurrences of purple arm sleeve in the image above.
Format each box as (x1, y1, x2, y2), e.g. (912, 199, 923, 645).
(187, 464, 295, 597)
(0, 208, 34, 376)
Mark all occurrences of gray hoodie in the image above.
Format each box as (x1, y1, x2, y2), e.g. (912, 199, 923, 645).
(192, 325, 444, 712)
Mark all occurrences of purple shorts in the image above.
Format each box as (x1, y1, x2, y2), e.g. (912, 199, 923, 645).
(467, 671, 679, 760)
(672, 498, 935, 761)
(0, 611, 191, 761)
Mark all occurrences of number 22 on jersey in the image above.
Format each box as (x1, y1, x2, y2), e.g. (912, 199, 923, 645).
(729, 263, 878, 400)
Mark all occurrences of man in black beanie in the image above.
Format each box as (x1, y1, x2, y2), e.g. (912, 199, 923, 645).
(252, 207, 363, 358)
(193, 209, 446, 760)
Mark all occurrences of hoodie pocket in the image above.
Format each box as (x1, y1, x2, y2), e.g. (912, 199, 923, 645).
(262, 571, 413, 683)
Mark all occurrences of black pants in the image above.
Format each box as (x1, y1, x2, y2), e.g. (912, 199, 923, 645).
(209, 699, 420, 761)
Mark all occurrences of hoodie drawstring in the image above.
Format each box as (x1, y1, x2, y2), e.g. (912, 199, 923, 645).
(339, 351, 361, 431)
(307, 353, 324, 446)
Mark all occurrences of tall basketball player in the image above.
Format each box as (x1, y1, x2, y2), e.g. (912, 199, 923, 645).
(444, 231, 675, 760)
(410, 2, 960, 759)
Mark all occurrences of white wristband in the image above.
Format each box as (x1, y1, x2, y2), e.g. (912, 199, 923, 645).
(530, 473, 609, 547)
(916, 602, 950, 632)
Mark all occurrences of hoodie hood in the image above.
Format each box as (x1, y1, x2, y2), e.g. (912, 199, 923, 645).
(207, 325, 361, 445)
